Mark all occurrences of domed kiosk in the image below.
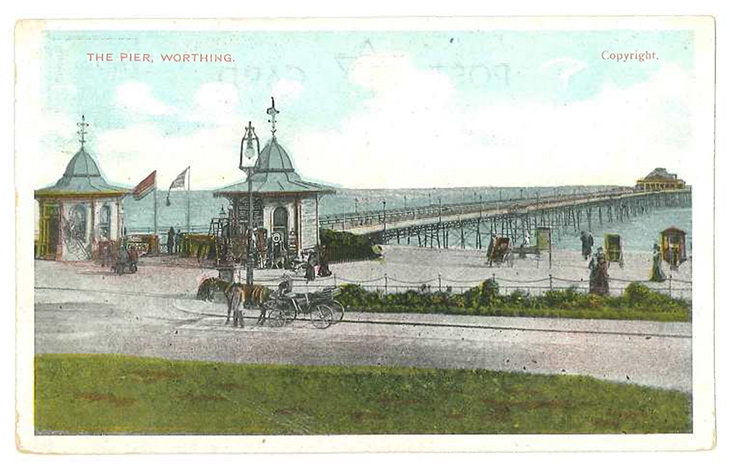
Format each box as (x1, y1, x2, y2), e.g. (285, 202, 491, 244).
(34, 116, 128, 260)
(214, 100, 335, 260)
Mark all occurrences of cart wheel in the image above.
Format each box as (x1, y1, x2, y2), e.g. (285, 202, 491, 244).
(281, 307, 297, 323)
(328, 300, 345, 323)
(266, 308, 285, 328)
(311, 305, 333, 329)
(130, 263, 138, 273)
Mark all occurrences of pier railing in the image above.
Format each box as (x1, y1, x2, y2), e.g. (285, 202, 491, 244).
(318, 187, 638, 231)
(319, 187, 691, 235)
(287, 272, 691, 300)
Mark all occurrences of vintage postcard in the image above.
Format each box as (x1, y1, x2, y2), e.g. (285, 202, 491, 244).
(15, 17, 715, 453)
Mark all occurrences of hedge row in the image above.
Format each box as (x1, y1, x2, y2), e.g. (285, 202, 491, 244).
(320, 229, 381, 263)
(335, 281, 691, 321)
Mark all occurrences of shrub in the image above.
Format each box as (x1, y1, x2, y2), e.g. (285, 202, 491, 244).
(320, 229, 381, 263)
(506, 289, 527, 306)
(543, 287, 581, 308)
(578, 293, 605, 309)
(477, 278, 500, 308)
(624, 282, 653, 306)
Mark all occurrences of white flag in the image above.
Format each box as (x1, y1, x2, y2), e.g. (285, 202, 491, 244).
(166, 167, 189, 206)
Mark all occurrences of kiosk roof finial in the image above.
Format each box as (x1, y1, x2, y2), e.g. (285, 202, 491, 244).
(266, 97, 279, 136)
(77, 114, 89, 148)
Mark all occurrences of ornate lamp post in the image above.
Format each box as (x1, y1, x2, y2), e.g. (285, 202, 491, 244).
(239, 120, 260, 286)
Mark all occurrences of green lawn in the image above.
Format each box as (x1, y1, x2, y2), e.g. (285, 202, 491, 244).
(35, 354, 691, 435)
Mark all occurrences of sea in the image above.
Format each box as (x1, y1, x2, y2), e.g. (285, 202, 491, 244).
(123, 186, 692, 254)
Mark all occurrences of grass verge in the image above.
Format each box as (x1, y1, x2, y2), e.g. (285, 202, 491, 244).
(35, 354, 691, 435)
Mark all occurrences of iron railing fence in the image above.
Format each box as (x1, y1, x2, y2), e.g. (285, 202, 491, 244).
(280, 272, 692, 300)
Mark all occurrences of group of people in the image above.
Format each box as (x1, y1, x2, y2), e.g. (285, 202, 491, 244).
(303, 245, 331, 281)
(580, 230, 609, 295)
(166, 227, 185, 255)
(582, 229, 682, 295)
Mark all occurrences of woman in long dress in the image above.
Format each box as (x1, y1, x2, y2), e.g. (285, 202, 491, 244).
(318, 244, 332, 277)
(588, 248, 610, 295)
(650, 243, 667, 282)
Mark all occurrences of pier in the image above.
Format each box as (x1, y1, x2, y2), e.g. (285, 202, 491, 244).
(319, 188, 692, 249)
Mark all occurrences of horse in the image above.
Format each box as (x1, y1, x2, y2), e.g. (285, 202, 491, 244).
(224, 283, 272, 327)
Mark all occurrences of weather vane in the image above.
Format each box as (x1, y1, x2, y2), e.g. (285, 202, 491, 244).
(266, 97, 279, 135)
(77, 114, 89, 148)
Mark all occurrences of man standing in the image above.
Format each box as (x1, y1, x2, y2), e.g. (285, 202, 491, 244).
(175, 229, 183, 254)
(305, 249, 317, 282)
(167, 226, 175, 255)
(580, 231, 594, 260)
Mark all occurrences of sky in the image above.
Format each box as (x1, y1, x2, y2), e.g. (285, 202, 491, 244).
(32, 27, 698, 190)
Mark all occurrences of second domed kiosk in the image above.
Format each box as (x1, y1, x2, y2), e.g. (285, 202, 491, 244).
(214, 101, 335, 259)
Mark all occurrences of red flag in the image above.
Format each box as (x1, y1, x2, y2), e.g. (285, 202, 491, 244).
(132, 170, 156, 200)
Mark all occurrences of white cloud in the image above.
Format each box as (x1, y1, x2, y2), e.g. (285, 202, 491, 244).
(28, 58, 698, 191)
(29, 81, 249, 190)
(292, 52, 463, 189)
(95, 122, 245, 190)
(271, 79, 304, 102)
(115, 82, 172, 115)
(292, 54, 696, 189)
(21, 111, 79, 190)
(194, 82, 241, 113)
(177, 82, 247, 127)
(466, 62, 695, 186)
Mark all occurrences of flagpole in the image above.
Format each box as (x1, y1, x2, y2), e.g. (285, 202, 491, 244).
(186, 166, 191, 233)
(153, 180, 158, 239)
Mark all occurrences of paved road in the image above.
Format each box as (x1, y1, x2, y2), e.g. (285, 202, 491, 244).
(34, 286, 692, 393)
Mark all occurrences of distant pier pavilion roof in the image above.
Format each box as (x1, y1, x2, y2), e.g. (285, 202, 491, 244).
(642, 168, 679, 181)
(35, 149, 128, 198)
(214, 137, 336, 198)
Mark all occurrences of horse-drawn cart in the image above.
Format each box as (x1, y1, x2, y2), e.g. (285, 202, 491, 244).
(263, 286, 343, 329)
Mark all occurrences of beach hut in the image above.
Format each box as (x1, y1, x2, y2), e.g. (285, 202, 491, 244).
(536, 227, 552, 252)
(34, 117, 128, 261)
(487, 236, 512, 266)
(603, 233, 624, 266)
(661, 227, 687, 267)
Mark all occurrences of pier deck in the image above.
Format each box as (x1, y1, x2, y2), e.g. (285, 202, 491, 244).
(320, 188, 691, 248)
